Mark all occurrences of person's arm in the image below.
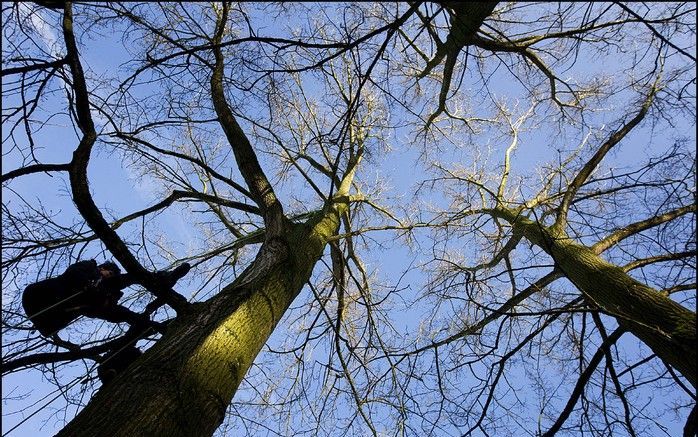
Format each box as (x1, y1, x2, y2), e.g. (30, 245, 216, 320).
(61, 260, 99, 287)
(98, 273, 137, 294)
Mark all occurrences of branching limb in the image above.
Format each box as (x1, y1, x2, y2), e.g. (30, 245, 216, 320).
(613, 2, 696, 62)
(115, 132, 253, 200)
(394, 269, 562, 357)
(420, 2, 498, 126)
(2, 163, 70, 183)
(2, 323, 159, 375)
(63, 2, 190, 314)
(592, 204, 695, 254)
(1, 57, 68, 77)
(541, 327, 625, 437)
(552, 81, 659, 234)
(210, 2, 286, 236)
(623, 250, 695, 272)
(591, 312, 638, 437)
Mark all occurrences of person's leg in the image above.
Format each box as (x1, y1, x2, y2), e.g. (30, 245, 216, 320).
(88, 305, 167, 334)
(156, 263, 191, 288)
(99, 264, 189, 292)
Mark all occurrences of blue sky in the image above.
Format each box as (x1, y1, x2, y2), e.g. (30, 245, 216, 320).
(2, 3, 695, 436)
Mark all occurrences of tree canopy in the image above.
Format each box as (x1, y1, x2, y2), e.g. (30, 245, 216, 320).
(2, 2, 695, 436)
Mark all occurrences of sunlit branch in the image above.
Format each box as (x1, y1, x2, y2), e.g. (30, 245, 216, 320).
(553, 82, 659, 234)
(592, 204, 695, 254)
(210, 2, 286, 236)
(623, 250, 696, 272)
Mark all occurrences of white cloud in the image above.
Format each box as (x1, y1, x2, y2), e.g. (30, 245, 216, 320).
(18, 3, 62, 57)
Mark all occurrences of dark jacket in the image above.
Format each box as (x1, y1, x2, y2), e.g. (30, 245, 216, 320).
(22, 260, 102, 336)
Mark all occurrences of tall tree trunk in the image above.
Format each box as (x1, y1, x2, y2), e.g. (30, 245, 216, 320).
(490, 208, 697, 387)
(56, 208, 341, 437)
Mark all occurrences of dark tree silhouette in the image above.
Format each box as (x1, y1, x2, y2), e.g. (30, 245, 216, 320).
(2, 2, 694, 436)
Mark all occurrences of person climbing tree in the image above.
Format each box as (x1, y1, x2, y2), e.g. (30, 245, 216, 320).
(22, 260, 191, 339)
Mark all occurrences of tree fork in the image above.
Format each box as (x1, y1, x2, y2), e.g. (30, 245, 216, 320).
(56, 207, 342, 437)
(488, 207, 697, 387)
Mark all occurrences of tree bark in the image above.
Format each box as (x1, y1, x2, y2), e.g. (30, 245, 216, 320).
(489, 208, 697, 388)
(56, 207, 342, 437)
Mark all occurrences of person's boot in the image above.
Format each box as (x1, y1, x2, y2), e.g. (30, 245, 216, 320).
(156, 263, 191, 288)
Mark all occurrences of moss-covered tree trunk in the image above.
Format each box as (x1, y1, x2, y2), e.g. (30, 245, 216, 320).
(56, 208, 341, 437)
(490, 208, 696, 387)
